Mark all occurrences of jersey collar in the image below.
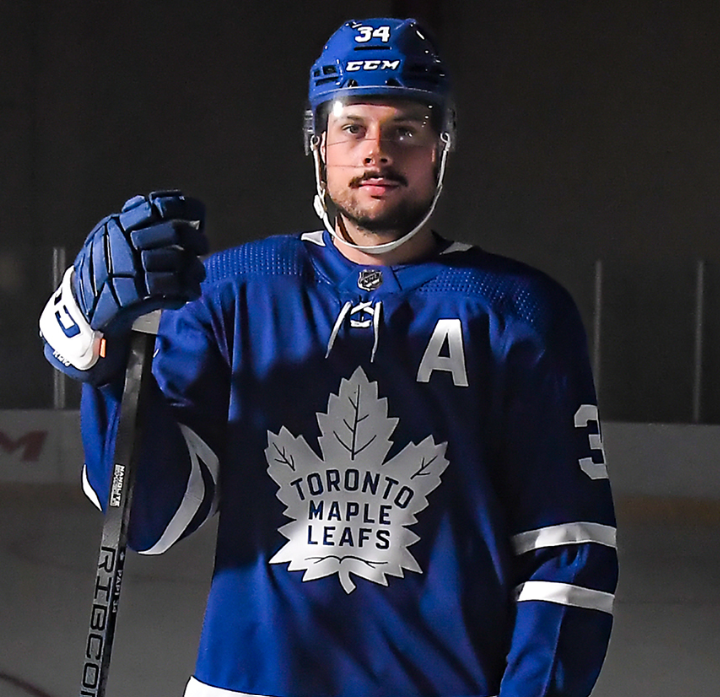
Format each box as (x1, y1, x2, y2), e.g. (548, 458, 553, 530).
(302, 229, 461, 296)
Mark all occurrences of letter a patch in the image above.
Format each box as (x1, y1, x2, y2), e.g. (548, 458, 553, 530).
(416, 319, 468, 387)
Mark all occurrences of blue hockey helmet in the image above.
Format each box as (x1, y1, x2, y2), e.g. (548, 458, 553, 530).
(305, 18, 454, 149)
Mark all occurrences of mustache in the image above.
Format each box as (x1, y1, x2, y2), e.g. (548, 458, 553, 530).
(348, 170, 408, 188)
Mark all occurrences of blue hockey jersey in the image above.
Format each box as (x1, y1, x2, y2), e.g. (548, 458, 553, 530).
(81, 230, 618, 697)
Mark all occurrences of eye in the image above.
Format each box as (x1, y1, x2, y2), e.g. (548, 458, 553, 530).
(342, 123, 363, 136)
(395, 126, 416, 141)
(390, 122, 430, 145)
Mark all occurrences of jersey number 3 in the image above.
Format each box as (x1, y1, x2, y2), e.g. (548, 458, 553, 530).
(574, 404, 608, 480)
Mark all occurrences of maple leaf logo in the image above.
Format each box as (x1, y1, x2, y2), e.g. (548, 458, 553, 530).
(266, 367, 449, 593)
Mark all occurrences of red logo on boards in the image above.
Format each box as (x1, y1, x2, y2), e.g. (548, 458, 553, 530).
(0, 431, 48, 461)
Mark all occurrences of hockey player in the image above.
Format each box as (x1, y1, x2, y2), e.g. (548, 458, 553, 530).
(40, 17, 618, 697)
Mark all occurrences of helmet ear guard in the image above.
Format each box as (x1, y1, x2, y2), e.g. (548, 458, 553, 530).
(303, 108, 316, 156)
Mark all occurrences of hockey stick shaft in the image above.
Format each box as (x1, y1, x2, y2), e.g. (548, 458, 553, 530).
(79, 312, 160, 697)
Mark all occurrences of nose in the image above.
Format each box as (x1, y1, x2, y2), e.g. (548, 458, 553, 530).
(362, 128, 392, 167)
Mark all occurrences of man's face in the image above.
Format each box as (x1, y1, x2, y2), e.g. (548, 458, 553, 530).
(322, 98, 439, 237)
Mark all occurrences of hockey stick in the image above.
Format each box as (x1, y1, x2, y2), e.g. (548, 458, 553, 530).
(79, 311, 161, 697)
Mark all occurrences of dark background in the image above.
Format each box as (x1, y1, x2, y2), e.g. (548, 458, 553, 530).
(2, 0, 719, 422)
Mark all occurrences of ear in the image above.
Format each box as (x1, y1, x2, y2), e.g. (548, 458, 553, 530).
(431, 139, 441, 177)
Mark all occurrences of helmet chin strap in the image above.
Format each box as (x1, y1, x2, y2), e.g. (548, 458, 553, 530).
(310, 133, 452, 256)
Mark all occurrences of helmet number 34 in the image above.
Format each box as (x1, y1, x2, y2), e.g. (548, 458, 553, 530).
(355, 25, 391, 43)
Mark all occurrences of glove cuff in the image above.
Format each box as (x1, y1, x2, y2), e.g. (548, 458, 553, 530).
(39, 266, 104, 371)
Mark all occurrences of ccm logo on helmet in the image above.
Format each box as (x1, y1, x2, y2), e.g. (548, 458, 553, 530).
(346, 59, 401, 72)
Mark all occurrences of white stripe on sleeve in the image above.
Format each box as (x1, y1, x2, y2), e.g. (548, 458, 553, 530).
(516, 580, 614, 614)
(511, 521, 617, 555)
(81, 464, 103, 511)
(184, 676, 267, 696)
(183, 677, 498, 697)
(139, 425, 219, 556)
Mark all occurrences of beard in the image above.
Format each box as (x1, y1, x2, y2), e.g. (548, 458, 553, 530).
(327, 178, 435, 236)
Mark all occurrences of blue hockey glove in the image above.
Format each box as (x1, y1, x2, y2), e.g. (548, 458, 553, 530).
(39, 190, 208, 384)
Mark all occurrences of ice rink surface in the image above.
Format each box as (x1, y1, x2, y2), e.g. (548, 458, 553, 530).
(2, 486, 719, 697)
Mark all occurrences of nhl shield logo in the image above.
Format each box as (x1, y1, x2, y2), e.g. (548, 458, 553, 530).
(358, 269, 383, 291)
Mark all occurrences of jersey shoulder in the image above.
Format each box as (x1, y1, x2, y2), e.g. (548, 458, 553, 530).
(432, 243, 583, 335)
(202, 232, 312, 287)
